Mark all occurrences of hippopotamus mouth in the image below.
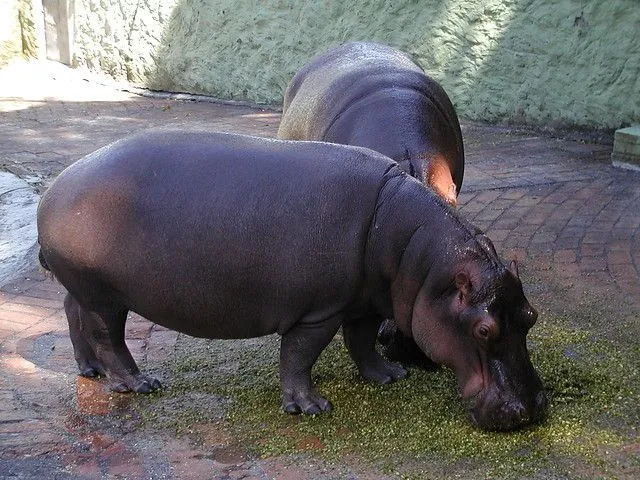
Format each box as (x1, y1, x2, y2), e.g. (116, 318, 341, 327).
(465, 390, 548, 431)
(462, 356, 548, 431)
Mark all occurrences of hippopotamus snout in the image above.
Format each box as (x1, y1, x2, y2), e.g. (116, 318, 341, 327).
(467, 376, 547, 431)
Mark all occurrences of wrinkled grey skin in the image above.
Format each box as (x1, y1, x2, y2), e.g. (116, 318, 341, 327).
(278, 41, 465, 371)
(37, 129, 545, 430)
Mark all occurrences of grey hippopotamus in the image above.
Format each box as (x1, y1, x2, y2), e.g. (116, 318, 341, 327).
(278, 41, 465, 369)
(277, 41, 464, 206)
(37, 129, 546, 430)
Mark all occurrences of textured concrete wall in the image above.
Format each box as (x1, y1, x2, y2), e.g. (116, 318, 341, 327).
(73, 0, 178, 81)
(1, 0, 46, 66)
(71, 1, 639, 129)
(1, 1, 24, 66)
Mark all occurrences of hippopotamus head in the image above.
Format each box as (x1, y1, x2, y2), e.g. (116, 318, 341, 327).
(408, 251, 547, 431)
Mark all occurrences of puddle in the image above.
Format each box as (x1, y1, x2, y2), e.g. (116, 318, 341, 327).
(208, 443, 250, 464)
(76, 376, 133, 415)
(190, 422, 250, 464)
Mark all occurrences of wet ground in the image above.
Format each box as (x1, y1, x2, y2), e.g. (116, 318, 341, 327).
(0, 61, 638, 479)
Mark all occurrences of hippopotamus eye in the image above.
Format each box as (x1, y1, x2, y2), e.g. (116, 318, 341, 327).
(473, 320, 497, 342)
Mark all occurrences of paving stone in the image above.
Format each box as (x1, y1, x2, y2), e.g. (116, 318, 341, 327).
(0, 309, 42, 326)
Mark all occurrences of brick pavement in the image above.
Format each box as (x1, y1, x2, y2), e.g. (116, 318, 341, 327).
(1, 62, 639, 478)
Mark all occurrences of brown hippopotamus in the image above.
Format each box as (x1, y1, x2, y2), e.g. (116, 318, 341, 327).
(277, 41, 465, 369)
(37, 129, 546, 430)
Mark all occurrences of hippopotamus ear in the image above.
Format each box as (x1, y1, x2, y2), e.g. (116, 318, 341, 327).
(455, 272, 472, 303)
(508, 259, 520, 278)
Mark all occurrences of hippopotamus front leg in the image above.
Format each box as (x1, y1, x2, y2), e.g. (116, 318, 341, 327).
(65, 293, 161, 393)
(343, 314, 408, 384)
(280, 315, 343, 415)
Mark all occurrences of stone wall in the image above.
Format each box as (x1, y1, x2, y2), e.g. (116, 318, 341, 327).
(0, 0, 40, 66)
(73, 0, 177, 82)
(28, 1, 640, 129)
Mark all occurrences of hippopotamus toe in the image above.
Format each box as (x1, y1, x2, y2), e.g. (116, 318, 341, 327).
(109, 374, 162, 394)
(282, 389, 332, 415)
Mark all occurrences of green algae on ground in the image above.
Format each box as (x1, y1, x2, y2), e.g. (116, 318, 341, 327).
(135, 317, 639, 478)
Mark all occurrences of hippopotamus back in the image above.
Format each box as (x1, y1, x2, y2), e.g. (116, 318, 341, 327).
(278, 41, 464, 205)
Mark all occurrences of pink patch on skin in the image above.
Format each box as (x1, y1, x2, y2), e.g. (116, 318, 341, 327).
(424, 153, 457, 206)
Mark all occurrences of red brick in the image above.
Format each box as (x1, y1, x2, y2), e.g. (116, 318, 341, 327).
(64, 454, 102, 478)
(486, 229, 512, 242)
(0, 302, 57, 318)
(0, 291, 16, 306)
(616, 280, 640, 297)
(557, 262, 582, 277)
(531, 231, 557, 243)
(514, 196, 542, 207)
(125, 322, 152, 340)
(0, 309, 41, 326)
(608, 240, 631, 251)
(475, 208, 502, 222)
(500, 189, 526, 201)
(580, 257, 607, 272)
(607, 251, 634, 265)
(19, 287, 65, 301)
(554, 250, 577, 263)
(582, 231, 609, 244)
(473, 190, 502, 204)
(581, 244, 605, 256)
(9, 295, 64, 309)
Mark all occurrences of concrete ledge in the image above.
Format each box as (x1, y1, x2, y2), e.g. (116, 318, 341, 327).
(611, 126, 640, 170)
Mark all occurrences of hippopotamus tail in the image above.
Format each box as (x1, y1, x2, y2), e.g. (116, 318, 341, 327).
(38, 247, 53, 277)
(38, 248, 49, 271)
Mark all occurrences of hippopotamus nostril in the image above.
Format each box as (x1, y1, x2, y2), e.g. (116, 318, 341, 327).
(504, 401, 528, 424)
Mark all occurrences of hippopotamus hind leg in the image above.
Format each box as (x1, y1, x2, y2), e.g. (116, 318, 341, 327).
(65, 293, 106, 378)
(65, 293, 161, 393)
(343, 315, 408, 384)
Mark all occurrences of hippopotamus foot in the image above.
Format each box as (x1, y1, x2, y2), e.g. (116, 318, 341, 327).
(109, 374, 162, 394)
(279, 316, 342, 415)
(282, 387, 332, 415)
(64, 293, 158, 394)
(344, 315, 408, 384)
(358, 353, 408, 384)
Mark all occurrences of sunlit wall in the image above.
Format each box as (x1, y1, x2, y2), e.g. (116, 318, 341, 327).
(69, 0, 640, 130)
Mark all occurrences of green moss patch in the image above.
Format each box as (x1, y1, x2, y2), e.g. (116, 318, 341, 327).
(134, 314, 638, 479)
